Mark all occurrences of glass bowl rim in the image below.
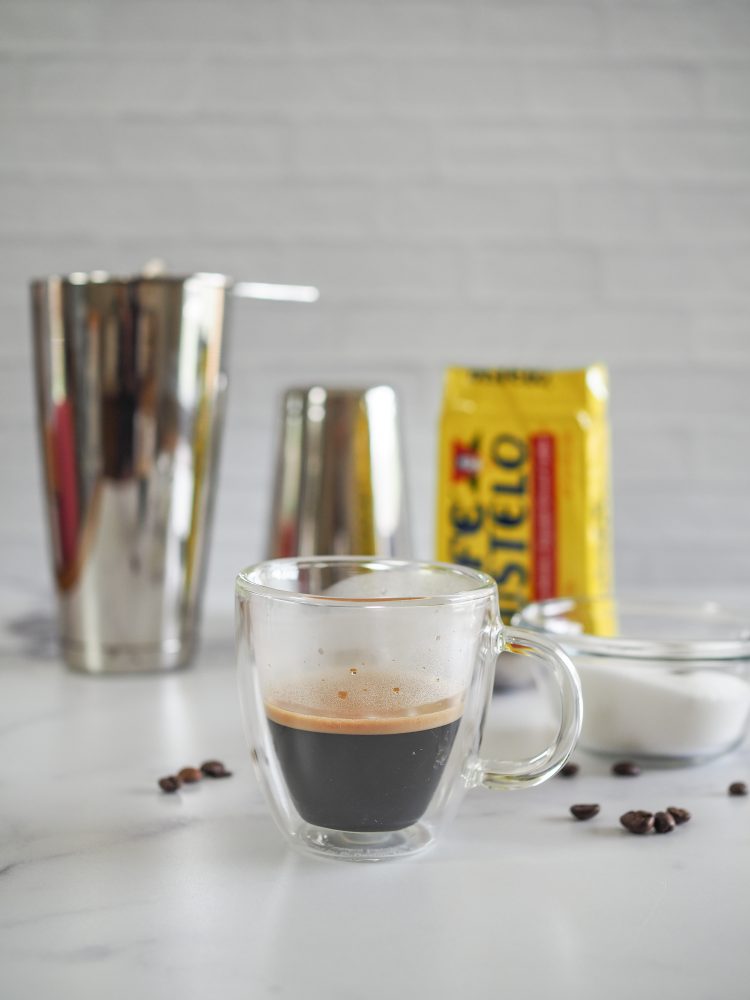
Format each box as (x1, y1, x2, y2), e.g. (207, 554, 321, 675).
(513, 595, 750, 661)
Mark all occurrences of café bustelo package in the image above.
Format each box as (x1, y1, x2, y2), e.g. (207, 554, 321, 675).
(436, 366, 613, 623)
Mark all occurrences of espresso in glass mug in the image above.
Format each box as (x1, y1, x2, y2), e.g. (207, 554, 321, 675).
(236, 558, 582, 862)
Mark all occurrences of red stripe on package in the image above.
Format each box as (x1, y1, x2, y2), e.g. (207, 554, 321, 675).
(531, 433, 557, 600)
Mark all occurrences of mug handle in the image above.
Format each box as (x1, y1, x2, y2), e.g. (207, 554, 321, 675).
(467, 625, 583, 790)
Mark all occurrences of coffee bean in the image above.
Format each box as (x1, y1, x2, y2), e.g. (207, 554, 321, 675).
(177, 766, 202, 784)
(612, 761, 641, 777)
(201, 760, 233, 778)
(729, 781, 748, 797)
(654, 811, 676, 834)
(559, 762, 579, 777)
(620, 810, 654, 835)
(667, 806, 691, 825)
(570, 803, 599, 821)
(158, 775, 180, 793)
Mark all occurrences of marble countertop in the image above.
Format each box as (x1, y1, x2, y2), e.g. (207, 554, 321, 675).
(2, 612, 749, 1000)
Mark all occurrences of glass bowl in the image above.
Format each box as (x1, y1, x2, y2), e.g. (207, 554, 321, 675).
(513, 596, 750, 765)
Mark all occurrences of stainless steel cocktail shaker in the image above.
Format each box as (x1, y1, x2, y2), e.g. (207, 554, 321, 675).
(31, 272, 230, 673)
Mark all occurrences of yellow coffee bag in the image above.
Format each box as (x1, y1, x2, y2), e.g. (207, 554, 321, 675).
(436, 366, 613, 623)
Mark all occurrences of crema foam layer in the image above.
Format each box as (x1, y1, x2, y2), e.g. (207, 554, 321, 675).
(264, 671, 463, 735)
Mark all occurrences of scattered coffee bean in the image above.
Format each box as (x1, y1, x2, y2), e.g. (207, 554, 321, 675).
(559, 762, 579, 777)
(612, 761, 641, 777)
(620, 810, 654, 835)
(158, 761, 233, 791)
(570, 803, 599, 821)
(654, 811, 676, 834)
(667, 806, 691, 825)
(177, 766, 203, 784)
(201, 760, 232, 778)
(729, 781, 748, 797)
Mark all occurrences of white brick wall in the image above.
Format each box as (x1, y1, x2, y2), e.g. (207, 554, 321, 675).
(1, 0, 749, 614)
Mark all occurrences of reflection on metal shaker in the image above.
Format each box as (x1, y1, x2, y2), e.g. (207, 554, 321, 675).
(269, 385, 412, 559)
(30, 273, 230, 672)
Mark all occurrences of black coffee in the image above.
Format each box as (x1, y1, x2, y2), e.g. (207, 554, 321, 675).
(265, 677, 462, 833)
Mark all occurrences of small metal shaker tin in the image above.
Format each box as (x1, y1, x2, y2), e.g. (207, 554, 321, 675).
(268, 385, 411, 559)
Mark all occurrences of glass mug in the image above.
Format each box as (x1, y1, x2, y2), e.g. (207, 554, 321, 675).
(235, 558, 582, 862)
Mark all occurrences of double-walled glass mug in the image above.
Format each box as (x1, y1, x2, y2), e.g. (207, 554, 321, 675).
(235, 558, 582, 862)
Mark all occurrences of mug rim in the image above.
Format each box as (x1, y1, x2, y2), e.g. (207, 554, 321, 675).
(235, 556, 497, 608)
